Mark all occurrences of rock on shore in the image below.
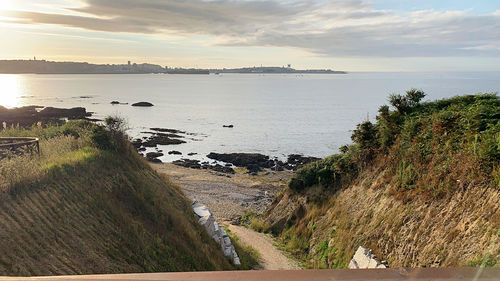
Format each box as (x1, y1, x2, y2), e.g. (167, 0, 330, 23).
(145, 152, 164, 163)
(172, 159, 235, 174)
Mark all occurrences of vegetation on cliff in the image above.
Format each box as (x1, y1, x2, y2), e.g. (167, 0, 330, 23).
(290, 90, 499, 195)
(262, 91, 500, 268)
(0, 120, 233, 276)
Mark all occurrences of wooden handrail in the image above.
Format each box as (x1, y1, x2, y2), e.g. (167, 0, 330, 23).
(0, 268, 498, 281)
(0, 137, 40, 155)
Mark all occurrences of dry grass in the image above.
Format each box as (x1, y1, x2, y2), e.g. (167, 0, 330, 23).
(270, 94, 500, 268)
(0, 122, 233, 276)
(0, 134, 93, 190)
(271, 164, 500, 268)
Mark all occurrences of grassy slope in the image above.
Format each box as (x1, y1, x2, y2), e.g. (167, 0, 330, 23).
(261, 92, 500, 268)
(0, 121, 232, 276)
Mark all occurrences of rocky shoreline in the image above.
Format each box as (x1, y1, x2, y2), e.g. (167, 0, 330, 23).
(1, 106, 322, 176)
(132, 126, 321, 174)
(171, 153, 320, 175)
(0, 105, 94, 127)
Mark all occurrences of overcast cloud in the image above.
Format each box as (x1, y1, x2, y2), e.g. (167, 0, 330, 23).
(5, 0, 500, 57)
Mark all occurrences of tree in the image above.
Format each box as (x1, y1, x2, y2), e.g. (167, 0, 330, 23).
(389, 89, 426, 114)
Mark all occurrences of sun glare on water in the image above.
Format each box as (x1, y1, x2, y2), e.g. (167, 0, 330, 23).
(0, 74, 22, 108)
(0, 0, 12, 10)
(0, 0, 12, 11)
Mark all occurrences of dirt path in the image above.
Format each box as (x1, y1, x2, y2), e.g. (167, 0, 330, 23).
(228, 225, 301, 270)
(151, 163, 299, 269)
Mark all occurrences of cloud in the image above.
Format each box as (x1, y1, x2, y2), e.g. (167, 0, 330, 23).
(4, 0, 500, 57)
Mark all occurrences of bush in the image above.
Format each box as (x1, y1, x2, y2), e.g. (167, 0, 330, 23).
(104, 115, 129, 134)
(91, 126, 114, 150)
(389, 88, 425, 114)
(90, 116, 130, 151)
(351, 121, 378, 150)
(287, 91, 500, 194)
(288, 177, 305, 191)
(288, 153, 357, 192)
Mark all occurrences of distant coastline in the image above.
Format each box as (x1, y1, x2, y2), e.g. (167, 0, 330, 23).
(0, 59, 347, 75)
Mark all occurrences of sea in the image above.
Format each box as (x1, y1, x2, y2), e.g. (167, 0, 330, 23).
(1, 72, 499, 162)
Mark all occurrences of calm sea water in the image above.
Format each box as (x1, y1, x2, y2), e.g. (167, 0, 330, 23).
(1, 72, 499, 162)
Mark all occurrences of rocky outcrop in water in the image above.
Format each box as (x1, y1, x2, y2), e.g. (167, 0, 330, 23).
(132, 102, 154, 107)
(206, 152, 321, 173)
(0, 106, 92, 127)
(284, 154, 321, 171)
(150, 128, 185, 134)
(192, 202, 241, 265)
(206, 153, 271, 173)
(134, 134, 186, 148)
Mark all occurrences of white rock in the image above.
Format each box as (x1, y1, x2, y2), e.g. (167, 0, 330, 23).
(192, 201, 241, 265)
(348, 246, 386, 269)
(212, 234, 220, 244)
(223, 245, 233, 257)
(198, 216, 209, 225)
(193, 205, 212, 218)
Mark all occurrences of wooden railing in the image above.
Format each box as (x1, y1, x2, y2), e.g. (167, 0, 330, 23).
(0, 268, 498, 281)
(0, 137, 40, 156)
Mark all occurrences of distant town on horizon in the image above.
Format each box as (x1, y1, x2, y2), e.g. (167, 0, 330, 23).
(0, 58, 347, 75)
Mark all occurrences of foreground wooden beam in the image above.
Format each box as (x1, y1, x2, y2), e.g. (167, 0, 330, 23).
(0, 268, 498, 281)
(0, 137, 40, 155)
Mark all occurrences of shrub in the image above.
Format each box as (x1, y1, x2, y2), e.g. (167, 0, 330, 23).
(351, 121, 378, 150)
(389, 88, 426, 114)
(287, 91, 500, 195)
(288, 177, 305, 191)
(91, 126, 114, 150)
(104, 115, 129, 135)
(90, 116, 130, 151)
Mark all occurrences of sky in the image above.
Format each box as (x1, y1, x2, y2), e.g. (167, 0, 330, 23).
(0, 0, 499, 71)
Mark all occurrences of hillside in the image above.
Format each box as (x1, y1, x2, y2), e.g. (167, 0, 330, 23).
(258, 91, 500, 268)
(0, 120, 232, 276)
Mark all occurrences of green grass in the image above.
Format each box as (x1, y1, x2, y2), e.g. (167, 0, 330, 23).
(240, 210, 271, 233)
(0, 121, 233, 276)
